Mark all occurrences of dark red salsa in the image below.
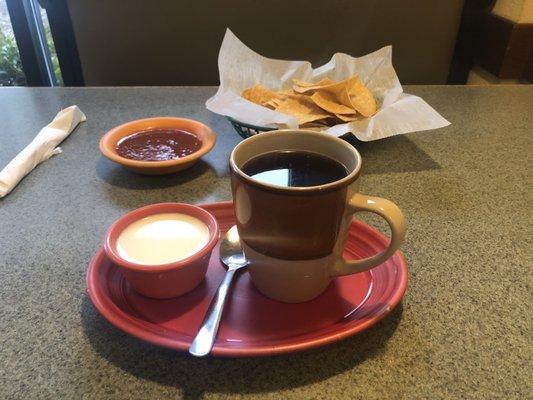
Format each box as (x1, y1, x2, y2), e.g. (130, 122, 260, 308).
(116, 129, 202, 161)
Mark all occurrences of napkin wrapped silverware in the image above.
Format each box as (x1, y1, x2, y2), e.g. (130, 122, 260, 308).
(0, 105, 86, 198)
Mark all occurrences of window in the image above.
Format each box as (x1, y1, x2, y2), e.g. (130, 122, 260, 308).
(39, 1, 63, 85)
(0, 0, 26, 85)
(2, 0, 82, 86)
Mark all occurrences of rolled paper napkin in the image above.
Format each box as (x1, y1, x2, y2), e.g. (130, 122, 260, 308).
(0, 105, 86, 198)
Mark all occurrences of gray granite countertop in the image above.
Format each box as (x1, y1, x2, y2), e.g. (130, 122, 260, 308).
(0, 86, 531, 399)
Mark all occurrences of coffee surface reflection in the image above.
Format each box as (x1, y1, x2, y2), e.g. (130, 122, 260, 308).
(242, 151, 348, 188)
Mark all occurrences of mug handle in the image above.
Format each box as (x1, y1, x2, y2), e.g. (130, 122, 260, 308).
(330, 193, 406, 276)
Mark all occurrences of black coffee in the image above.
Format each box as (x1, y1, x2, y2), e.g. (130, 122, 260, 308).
(242, 151, 348, 187)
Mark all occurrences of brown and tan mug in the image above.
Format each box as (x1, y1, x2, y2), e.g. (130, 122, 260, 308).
(230, 130, 406, 303)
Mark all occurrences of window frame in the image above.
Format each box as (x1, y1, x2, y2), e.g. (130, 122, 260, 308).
(6, 0, 83, 86)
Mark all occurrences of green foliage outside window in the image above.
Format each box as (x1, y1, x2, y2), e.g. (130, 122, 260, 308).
(45, 26, 62, 85)
(0, 26, 62, 86)
(0, 29, 26, 86)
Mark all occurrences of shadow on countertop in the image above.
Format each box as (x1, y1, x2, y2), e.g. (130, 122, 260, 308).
(80, 296, 403, 399)
(95, 134, 439, 190)
(343, 134, 440, 174)
(95, 157, 216, 190)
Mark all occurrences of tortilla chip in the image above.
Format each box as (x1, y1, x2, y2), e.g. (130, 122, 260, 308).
(292, 77, 336, 93)
(300, 122, 330, 130)
(300, 122, 325, 128)
(310, 90, 356, 115)
(274, 95, 330, 125)
(296, 77, 334, 87)
(336, 87, 356, 110)
(334, 113, 359, 122)
(319, 76, 358, 96)
(302, 118, 331, 126)
(295, 76, 359, 95)
(317, 76, 377, 117)
(264, 99, 279, 109)
(274, 89, 293, 101)
(241, 74, 377, 127)
(348, 81, 377, 117)
(241, 84, 278, 106)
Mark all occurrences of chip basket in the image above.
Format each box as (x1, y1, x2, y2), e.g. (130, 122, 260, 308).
(226, 116, 355, 142)
(226, 116, 275, 139)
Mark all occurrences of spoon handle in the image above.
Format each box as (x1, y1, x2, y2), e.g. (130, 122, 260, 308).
(189, 267, 237, 356)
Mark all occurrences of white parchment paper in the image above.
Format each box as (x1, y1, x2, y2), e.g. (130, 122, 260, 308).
(206, 29, 450, 140)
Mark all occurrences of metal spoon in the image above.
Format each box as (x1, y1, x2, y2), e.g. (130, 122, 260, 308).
(189, 226, 247, 357)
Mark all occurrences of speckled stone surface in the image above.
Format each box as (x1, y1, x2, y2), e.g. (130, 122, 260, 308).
(0, 86, 531, 400)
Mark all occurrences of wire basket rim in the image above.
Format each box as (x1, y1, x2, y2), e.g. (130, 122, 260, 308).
(226, 116, 275, 132)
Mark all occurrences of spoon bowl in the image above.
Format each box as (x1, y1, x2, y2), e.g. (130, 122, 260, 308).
(219, 226, 247, 268)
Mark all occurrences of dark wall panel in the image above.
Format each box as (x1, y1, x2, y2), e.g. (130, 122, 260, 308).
(67, 0, 464, 85)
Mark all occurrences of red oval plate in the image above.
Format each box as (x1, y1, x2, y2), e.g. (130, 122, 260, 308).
(86, 201, 408, 357)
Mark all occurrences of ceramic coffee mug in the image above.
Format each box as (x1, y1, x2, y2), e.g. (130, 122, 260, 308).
(230, 130, 406, 303)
